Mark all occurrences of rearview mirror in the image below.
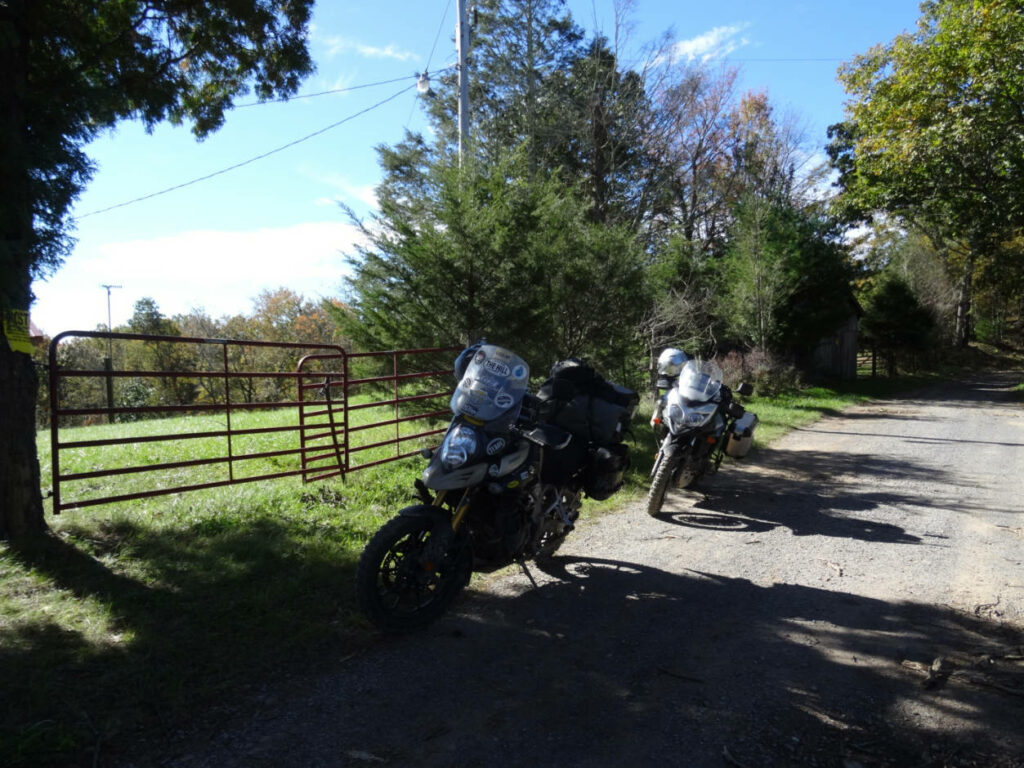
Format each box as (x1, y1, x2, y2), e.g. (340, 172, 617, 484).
(736, 382, 754, 397)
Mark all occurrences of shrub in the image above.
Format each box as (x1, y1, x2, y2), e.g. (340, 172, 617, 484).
(716, 347, 802, 397)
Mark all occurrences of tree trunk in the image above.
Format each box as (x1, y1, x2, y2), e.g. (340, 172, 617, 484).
(953, 252, 974, 348)
(0, 342, 46, 538)
(1, 0, 48, 538)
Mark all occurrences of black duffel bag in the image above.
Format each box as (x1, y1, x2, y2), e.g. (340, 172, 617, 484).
(537, 359, 638, 446)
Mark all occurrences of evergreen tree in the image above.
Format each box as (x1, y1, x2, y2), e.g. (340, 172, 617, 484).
(861, 274, 936, 376)
(337, 150, 643, 370)
(347, 0, 650, 372)
(720, 197, 853, 357)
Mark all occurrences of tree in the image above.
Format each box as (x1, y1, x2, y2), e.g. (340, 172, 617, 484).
(124, 298, 195, 407)
(719, 194, 794, 350)
(643, 62, 740, 256)
(861, 275, 936, 376)
(851, 223, 956, 344)
(832, 0, 1024, 346)
(246, 288, 342, 401)
(338, 150, 644, 370)
(348, 0, 653, 373)
(425, 0, 585, 168)
(719, 197, 853, 359)
(176, 308, 229, 405)
(0, 1, 314, 538)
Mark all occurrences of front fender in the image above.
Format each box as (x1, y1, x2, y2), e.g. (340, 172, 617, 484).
(651, 435, 678, 478)
(398, 504, 452, 528)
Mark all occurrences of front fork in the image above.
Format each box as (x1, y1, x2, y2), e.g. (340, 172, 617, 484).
(654, 429, 723, 484)
(414, 481, 468, 531)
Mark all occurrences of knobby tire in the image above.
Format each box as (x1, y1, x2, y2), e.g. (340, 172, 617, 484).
(355, 515, 470, 634)
(646, 454, 676, 517)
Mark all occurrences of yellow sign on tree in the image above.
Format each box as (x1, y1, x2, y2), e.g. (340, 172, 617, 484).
(2, 309, 33, 354)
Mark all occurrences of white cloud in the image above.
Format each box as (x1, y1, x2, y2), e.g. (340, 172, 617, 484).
(302, 168, 379, 211)
(314, 73, 358, 95)
(30, 221, 364, 335)
(670, 24, 752, 64)
(320, 35, 417, 62)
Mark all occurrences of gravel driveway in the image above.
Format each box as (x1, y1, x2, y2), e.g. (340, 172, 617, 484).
(125, 373, 1024, 768)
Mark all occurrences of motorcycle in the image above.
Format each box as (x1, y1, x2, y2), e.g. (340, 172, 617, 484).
(646, 351, 757, 517)
(355, 343, 636, 632)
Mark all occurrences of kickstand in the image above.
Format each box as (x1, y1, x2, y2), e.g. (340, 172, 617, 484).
(516, 558, 540, 589)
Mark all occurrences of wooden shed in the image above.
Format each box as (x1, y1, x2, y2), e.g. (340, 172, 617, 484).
(809, 298, 862, 380)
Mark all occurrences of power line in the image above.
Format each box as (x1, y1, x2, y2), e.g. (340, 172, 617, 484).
(426, 0, 454, 74)
(728, 57, 843, 63)
(74, 82, 417, 220)
(407, 0, 454, 126)
(235, 68, 454, 108)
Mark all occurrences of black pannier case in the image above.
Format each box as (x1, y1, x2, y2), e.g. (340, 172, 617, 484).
(584, 443, 629, 500)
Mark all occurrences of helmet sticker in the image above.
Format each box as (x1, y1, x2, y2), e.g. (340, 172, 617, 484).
(494, 392, 514, 408)
(484, 359, 511, 377)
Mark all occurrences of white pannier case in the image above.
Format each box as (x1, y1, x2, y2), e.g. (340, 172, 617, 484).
(725, 411, 758, 458)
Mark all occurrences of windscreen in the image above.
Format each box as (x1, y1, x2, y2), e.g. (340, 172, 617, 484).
(677, 358, 723, 403)
(450, 345, 530, 421)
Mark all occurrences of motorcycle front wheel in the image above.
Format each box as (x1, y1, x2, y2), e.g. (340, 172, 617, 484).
(355, 515, 471, 633)
(647, 444, 704, 516)
(646, 453, 676, 516)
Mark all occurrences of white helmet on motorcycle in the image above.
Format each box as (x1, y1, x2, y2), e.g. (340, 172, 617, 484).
(657, 347, 687, 378)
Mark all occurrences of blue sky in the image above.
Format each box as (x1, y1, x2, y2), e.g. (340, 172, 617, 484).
(30, 0, 925, 336)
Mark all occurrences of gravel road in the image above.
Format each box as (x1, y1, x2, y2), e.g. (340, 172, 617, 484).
(124, 373, 1024, 768)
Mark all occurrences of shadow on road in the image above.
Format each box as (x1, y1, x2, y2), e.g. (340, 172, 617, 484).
(658, 448, 936, 544)
(422, 553, 1024, 768)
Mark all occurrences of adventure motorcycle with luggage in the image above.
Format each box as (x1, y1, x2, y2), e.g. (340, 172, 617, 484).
(355, 342, 637, 632)
(646, 348, 757, 517)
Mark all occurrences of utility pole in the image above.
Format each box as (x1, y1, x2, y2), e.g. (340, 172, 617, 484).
(100, 285, 121, 352)
(100, 284, 121, 423)
(456, 0, 470, 164)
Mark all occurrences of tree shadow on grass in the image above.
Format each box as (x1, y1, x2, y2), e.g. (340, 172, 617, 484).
(0, 516, 364, 768)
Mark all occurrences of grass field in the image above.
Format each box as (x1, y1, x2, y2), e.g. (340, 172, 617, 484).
(0, 370, 965, 766)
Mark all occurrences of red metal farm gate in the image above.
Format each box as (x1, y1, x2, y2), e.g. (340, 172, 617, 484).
(47, 330, 457, 513)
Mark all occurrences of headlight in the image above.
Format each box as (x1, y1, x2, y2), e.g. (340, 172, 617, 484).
(667, 401, 717, 432)
(440, 424, 479, 469)
(666, 403, 684, 431)
(684, 402, 718, 426)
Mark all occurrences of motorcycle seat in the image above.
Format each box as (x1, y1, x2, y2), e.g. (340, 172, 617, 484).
(521, 423, 572, 450)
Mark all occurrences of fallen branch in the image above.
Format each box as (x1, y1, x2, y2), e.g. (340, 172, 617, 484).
(722, 745, 752, 768)
(657, 666, 705, 684)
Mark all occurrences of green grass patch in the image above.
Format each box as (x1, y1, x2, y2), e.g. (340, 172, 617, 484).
(0, 369, 969, 765)
(1, 462, 424, 767)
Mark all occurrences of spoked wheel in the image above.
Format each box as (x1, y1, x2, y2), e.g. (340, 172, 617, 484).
(646, 453, 676, 517)
(355, 515, 471, 633)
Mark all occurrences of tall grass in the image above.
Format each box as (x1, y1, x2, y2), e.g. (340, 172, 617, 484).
(2, 371, 944, 766)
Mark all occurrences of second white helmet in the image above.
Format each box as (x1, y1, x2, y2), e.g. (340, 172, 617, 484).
(657, 347, 688, 378)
